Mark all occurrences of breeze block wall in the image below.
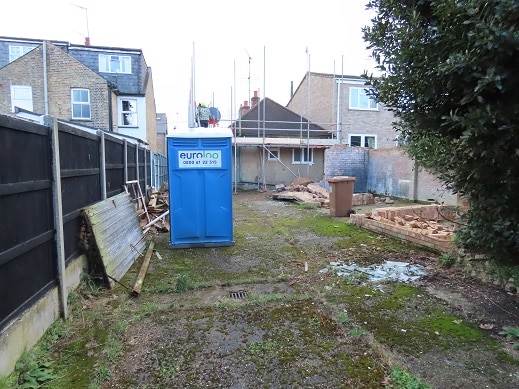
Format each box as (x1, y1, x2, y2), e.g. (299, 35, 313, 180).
(367, 147, 413, 198)
(324, 144, 368, 193)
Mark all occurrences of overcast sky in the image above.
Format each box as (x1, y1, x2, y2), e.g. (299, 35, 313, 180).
(1, 0, 377, 131)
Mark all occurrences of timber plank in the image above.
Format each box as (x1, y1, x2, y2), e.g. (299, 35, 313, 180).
(81, 192, 145, 288)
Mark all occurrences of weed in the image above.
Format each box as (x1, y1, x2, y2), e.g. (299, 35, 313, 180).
(350, 327, 368, 337)
(113, 320, 128, 336)
(15, 351, 58, 388)
(160, 360, 178, 379)
(296, 202, 319, 210)
(246, 341, 278, 356)
(497, 351, 519, 366)
(96, 363, 111, 381)
(132, 302, 164, 319)
(83, 274, 105, 296)
(39, 319, 68, 353)
(499, 327, 519, 349)
(307, 316, 321, 330)
(105, 337, 122, 363)
(0, 375, 8, 389)
(336, 311, 350, 325)
(152, 277, 176, 293)
(389, 365, 431, 389)
(487, 261, 519, 283)
(438, 253, 456, 268)
(215, 300, 236, 310)
(175, 273, 192, 293)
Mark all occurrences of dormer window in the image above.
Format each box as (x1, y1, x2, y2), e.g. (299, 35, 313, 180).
(9, 45, 36, 62)
(99, 54, 131, 74)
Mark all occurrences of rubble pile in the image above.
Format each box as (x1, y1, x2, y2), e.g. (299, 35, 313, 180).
(364, 207, 455, 238)
(272, 178, 375, 207)
(142, 189, 170, 233)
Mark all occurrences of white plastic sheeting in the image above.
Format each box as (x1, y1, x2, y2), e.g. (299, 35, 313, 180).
(322, 260, 427, 283)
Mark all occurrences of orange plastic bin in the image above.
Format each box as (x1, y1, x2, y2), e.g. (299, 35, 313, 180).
(326, 176, 356, 217)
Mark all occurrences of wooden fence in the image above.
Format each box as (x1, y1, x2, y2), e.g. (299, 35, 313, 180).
(0, 114, 165, 332)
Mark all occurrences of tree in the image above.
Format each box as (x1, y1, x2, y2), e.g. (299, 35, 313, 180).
(363, 0, 519, 261)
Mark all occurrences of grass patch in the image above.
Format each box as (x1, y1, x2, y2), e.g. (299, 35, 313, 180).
(390, 365, 431, 389)
(246, 341, 279, 357)
(416, 309, 487, 346)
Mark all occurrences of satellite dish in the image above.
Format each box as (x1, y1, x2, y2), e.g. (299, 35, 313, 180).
(209, 107, 221, 122)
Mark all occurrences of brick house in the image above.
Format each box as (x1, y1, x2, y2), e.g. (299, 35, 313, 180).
(286, 72, 456, 203)
(232, 92, 337, 186)
(156, 113, 168, 156)
(0, 36, 159, 152)
(287, 72, 398, 149)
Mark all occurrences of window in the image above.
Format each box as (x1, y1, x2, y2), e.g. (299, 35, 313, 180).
(349, 134, 377, 148)
(120, 99, 138, 126)
(99, 54, 131, 74)
(292, 148, 313, 164)
(267, 148, 280, 160)
(349, 87, 378, 110)
(10, 85, 33, 112)
(9, 45, 36, 62)
(71, 89, 91, 119)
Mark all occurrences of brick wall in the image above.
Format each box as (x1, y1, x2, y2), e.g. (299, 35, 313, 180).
(144, 68, 158, 152)
(350, 214, 453, 252)
(45, 43, 110, 129)
(0, 46, 45, 114)
(288, 74, 336, 127)
(0, 42, 111, 130)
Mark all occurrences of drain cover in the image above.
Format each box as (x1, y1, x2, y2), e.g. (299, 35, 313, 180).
(229, 290, 247, 299)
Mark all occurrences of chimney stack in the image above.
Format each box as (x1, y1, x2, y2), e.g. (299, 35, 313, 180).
(251, 90, 259, 107)
(239, 100, 250, 118)
(85, 37, 91, 46)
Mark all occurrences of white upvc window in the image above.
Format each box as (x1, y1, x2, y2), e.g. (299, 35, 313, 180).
(349, 134, 377, 148)
(349, 87, 378, 110)
(292, 148, 313, 165)
(120, 99, 138, 126)
(267, 148, 280, 160)
(10, 85, 33, 112)
(99, 54, 131, 74)
(9, 45, 36, 62)
(71, 88, 91, 120)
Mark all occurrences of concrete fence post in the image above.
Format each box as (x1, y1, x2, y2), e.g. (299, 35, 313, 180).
(45, 115, 68, 319)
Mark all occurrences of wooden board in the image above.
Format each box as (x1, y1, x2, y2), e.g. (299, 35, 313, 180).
(81, 192, 146, 288)
(272, 191, 322, 204)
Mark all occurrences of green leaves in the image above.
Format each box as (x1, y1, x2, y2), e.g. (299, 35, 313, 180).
(363, 0, 519, 260)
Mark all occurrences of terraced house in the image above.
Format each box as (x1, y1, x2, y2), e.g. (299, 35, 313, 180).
(0, 36, 159, 152)
(287, 72, 398, 149)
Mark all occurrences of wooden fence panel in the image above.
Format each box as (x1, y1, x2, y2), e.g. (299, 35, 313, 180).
(0, 115, 160, 332)
(0, 116, 56, 330)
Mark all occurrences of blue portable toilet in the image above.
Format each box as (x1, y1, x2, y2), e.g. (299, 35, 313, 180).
(167, 127, 234, 248)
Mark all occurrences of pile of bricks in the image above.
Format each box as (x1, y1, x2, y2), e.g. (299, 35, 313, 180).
(273, 178, 375, 207)
(350, 204, 457, 252)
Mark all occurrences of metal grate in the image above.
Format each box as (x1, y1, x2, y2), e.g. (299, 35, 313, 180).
(229, 290, 247, 300)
